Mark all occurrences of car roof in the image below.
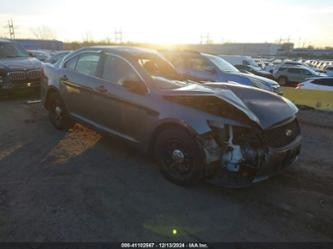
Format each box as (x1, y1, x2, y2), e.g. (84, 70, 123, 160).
(281, 65, 310, 70)
(85, 46, 160, 57)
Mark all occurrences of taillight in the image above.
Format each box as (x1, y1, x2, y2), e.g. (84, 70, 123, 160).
(296, 83, 304, 89)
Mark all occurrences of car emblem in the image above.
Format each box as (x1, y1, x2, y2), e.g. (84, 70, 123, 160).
(285, 129, 293, 137)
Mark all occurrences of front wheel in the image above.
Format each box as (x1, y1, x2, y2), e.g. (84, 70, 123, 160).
(154, 128, 204, 186)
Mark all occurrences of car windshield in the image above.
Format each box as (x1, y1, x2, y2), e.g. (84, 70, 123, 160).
(137, 53, 183, 81)
(0, 42, 29, 58)
(205, 54, 239, 73)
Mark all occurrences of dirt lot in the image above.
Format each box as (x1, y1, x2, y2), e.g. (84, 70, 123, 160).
(0, 99, 332, 242)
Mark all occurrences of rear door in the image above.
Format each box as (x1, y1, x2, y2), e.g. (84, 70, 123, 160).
(60, 52, 103, 121)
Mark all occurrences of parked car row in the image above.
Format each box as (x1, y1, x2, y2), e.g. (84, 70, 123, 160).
(305, 59, 333, 72)
(219, 55, 274, 80)
(39, 46, 301, 187)
(27, 49, 71, 64)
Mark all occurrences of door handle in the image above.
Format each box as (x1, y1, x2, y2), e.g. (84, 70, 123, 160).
(96, 85, 107, 93)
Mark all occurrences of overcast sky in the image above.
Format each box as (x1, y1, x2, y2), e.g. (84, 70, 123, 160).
(0, 0, 332, 47)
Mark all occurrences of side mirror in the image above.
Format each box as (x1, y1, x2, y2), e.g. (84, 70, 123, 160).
(28, 52, 34, 57)
(122, 79, 147, 95)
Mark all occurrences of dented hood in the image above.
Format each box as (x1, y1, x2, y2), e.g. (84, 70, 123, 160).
(160, 81, 298, 129)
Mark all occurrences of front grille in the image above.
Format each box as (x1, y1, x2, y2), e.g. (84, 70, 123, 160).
(7, 70, 40, 82)
(8, 71, 26, 81)
(27, 70, 40, 80)
(263, 119, 300, 148)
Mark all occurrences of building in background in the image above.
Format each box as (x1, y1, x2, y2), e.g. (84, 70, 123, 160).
(292, 48, 333, 57)
(13, 39, 64, 51)
(176, 43, 294, 56)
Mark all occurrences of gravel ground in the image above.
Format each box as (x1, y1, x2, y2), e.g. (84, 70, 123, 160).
(0, 100, 332, 242)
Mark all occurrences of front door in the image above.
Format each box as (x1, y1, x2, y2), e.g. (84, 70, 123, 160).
(89, 54, 154, 143)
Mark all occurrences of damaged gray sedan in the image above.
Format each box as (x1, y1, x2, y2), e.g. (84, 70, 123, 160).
(41, 46, 301, 187)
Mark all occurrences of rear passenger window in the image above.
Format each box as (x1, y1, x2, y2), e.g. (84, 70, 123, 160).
(76, 54, 101, 76)
(102, 55, 140, 86)
(64, 57, 78, 71)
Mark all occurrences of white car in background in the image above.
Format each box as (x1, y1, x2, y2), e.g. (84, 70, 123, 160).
(325, 65, 333, 76)
(264, 60, 282, 73)
(297, 77, 333, 91)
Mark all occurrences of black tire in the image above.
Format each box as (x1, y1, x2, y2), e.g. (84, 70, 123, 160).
(278, 76, 287, 86)
(48, 92, 73, 130)
(153, 128, 204, 186)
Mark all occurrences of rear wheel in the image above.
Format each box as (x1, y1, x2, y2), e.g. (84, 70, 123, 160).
(154, 128, 204, 186)
(278, 76, 287, 86)
(48, 92, 73, 130)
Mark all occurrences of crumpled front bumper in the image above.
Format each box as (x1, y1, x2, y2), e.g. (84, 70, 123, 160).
(253, 135, 301, 183)
(209, 135, 302, 188)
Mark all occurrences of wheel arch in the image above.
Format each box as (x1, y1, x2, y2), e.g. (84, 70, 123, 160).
(44, 86, 61, 110)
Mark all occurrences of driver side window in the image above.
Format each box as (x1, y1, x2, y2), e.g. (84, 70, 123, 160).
(64, 57, 78, 71)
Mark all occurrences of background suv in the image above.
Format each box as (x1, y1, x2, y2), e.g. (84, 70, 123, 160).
(0, 39, 41, 91)
(273, 65, 326, 86)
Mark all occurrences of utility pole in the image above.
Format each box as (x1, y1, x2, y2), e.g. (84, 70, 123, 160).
(200, 33, 210, 44)
(114, 28, 123, 43)
(8, 19, 15, 39)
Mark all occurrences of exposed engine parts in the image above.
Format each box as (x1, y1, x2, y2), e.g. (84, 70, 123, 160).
(200, 125, 267, 175)
(222, 126, 243, 172)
